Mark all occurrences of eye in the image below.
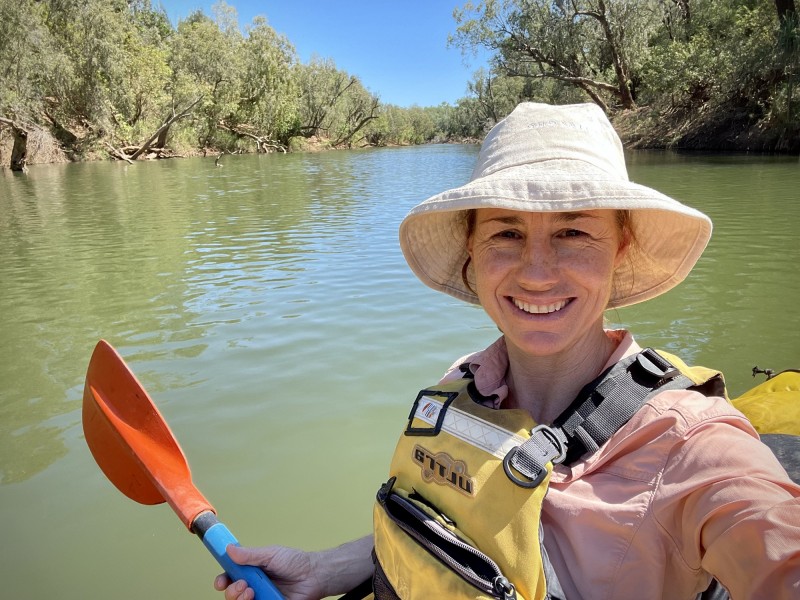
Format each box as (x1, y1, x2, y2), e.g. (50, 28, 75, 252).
(496, 229, 522, 240)
(560, 228, 586, 238)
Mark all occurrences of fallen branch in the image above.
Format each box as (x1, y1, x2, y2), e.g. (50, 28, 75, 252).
(217, 121, 287, 152)
(103, 141, 134, 164)
(129, 96, 203, 161)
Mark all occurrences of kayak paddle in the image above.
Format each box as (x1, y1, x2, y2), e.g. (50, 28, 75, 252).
(82, 339, 283, 599)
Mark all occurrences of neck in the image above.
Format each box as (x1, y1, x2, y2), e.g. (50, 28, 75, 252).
(504, 328, 617, 424)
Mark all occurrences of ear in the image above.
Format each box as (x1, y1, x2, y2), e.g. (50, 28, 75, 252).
(614, 229, 631, 269)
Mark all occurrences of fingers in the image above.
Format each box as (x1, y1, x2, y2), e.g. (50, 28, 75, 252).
(213, 546, 264, 599)
(214, 574, 254, 600)
(225, 579, 254, 600)
(213, 573, 232, 591)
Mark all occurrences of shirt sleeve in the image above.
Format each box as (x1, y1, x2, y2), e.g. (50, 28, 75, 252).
(652, 392, 800, 599)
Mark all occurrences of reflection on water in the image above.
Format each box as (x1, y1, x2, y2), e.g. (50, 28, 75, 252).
(0, 146, 798, 599)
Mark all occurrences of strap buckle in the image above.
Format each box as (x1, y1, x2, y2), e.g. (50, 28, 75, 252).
(502, 425, 567, 488)
(636, 348, 680, 382)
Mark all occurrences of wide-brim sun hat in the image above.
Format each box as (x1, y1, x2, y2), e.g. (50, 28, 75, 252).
(399, 102, 712, 309)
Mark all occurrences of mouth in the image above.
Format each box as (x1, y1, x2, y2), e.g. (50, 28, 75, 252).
(512, 298, 570, 315)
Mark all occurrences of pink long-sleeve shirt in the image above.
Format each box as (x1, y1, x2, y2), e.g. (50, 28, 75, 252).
(440, 331, 800, 599)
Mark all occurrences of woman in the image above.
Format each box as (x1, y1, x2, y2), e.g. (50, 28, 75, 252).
(216, 103, 800, 599)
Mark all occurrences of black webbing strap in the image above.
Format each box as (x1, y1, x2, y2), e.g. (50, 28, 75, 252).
(504, 349, 695, 487)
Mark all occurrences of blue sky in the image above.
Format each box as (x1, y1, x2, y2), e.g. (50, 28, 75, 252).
(158, 1, 489, 107)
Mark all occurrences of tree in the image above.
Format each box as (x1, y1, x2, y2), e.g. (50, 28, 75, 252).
(328, 77, 379, 147)
(294, 57, 378, 146)
(232, 16, 300, 145)
(774, 0, 799, 122)
(467, 68, 547, 124)
(169, 6, 242, 149)
(295, 57, 350, 138)
(452, 0, 660, 111)
(0, 0, 52, 120)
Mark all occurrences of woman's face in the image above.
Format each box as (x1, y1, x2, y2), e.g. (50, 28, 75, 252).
(467, 208, 629, 359)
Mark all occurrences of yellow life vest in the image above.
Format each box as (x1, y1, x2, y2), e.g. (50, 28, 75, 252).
(374, 377, 549, 600)
(372, 349, 722, 600)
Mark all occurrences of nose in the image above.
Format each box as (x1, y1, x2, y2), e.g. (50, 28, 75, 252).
(517, 237, 559, 288)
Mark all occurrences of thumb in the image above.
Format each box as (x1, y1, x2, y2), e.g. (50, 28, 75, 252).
(226, 544, 273, 567)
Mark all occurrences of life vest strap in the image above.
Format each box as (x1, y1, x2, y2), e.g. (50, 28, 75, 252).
(499, 349, 694, 488)
(554, 348, 694, 467)
(503, 425, 568, 488)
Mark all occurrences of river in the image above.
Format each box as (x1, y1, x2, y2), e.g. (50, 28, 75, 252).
(0, 145, 798, 599)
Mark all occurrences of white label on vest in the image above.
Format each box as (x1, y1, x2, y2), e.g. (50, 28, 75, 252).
(414, 396, 527, 458)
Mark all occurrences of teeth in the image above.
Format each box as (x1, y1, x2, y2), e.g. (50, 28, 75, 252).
(514, 299, 568, 314)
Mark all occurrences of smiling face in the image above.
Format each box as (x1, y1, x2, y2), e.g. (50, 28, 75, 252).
(467, 208, 629, 361)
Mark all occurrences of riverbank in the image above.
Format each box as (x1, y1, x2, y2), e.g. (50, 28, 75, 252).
(613, 106, 800, 154)
(2, 106, 798, 170)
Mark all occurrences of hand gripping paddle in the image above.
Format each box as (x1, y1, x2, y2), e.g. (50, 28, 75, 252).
(82, 340, 283, 599)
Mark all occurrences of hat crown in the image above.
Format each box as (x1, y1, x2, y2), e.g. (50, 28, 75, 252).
(471, 103, 628, 182)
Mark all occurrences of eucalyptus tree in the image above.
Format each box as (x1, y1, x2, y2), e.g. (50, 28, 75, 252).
(452, 0, 662, 111)
(169, 7, 243, 149)
(295, 57, 379, 146)
(112, 0, 172, 139)
(0, 0, 51, 120)
(328, 79, 379, 147)
(466, 67, 566, 124)
(445, 97, 487, 139)
(368, 104, 415, 145)
(39, 0, 157, 132)
(0, 0, 53, 168)
(231, 16, 300, 147)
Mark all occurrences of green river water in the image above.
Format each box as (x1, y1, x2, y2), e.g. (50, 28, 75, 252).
(0, 145, 798, 598)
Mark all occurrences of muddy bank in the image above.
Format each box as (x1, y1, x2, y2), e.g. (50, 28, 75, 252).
(613, 106, 800, 154)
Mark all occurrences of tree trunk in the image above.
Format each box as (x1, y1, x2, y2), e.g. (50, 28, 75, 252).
(130, 96, 203, 160)
(0, 117, 29, 172)
(577, 0, 637, 109)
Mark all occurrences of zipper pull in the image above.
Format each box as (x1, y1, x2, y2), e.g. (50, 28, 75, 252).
(493, 576, 517, 600)
(377, 476, 396, 504)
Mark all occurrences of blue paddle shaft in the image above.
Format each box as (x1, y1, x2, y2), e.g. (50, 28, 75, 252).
(194, 513, 284, 599)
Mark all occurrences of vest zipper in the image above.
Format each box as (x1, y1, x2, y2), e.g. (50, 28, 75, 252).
(378, 483, 517, 599)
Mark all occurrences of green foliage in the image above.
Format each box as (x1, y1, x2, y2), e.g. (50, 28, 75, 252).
(452, 0, 798, 150)
(1, 0, 797, 162)
(238, 16, 300, 142)
(636, 0, 798, 147)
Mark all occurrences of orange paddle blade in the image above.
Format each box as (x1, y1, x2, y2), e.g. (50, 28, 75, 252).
(83, 340, 214, 529)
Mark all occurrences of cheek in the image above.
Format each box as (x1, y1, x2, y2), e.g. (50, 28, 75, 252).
(472, 247, 516, 283)
(585, 255, 619, 295)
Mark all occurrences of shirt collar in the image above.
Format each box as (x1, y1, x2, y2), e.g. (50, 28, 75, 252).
(467, 330, 640, 409)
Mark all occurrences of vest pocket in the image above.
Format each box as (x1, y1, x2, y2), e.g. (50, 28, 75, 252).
(375, 480, 517, 600)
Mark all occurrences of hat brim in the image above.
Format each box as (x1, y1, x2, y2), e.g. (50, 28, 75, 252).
(399, 163, 712, 309)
